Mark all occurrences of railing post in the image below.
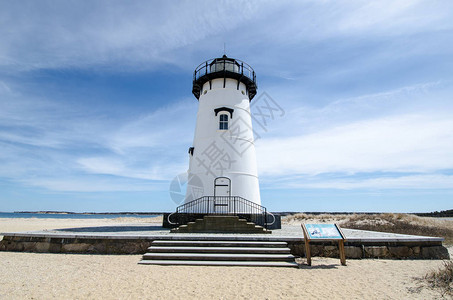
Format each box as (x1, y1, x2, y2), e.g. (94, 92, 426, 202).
(205, 62, 208, 75)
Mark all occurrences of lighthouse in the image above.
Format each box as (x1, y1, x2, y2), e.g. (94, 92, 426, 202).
(185, 55, 261, 211)
(164, 55, 278, 230)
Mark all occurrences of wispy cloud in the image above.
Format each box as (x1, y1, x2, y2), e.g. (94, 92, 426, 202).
(20, 176, 167, 192)
(254, 79, 453, 191)
(257, 113, 453, 175)
(285, 174, 453, 190)
(107, 100, 195, 152)
(0, 83, 194, 191)
(3, 1, 451, 73)
(0, 1, 264, 71)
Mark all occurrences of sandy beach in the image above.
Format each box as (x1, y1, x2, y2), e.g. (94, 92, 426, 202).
(0, 217, 452, 299)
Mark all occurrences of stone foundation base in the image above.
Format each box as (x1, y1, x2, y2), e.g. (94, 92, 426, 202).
(1, 235, 449, 259)
(287, 241, 450, 259)
(0, 236, 153, 254)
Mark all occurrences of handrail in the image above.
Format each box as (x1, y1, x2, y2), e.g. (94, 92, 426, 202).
(177, 196, 266, 213)
(265, 211, 276, 226)
(167, 212, 177, 225)
(173, 196, 271, 228)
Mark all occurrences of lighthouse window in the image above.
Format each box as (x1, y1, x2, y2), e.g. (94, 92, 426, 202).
(219, 114, 229, 130)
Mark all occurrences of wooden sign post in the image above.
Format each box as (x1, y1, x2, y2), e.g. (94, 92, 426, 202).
(301, 223, 346, 266)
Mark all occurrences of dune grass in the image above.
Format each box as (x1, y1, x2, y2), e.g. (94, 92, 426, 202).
(423, 261, 453, 298)
(283, 213, 453, 245)
(341, 213, 453, 245)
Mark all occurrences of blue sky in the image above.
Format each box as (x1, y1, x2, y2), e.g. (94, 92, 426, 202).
(1, 0, 452, 213)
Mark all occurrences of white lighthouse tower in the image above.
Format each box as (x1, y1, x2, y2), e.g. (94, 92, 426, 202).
(185, 55, 261, 211)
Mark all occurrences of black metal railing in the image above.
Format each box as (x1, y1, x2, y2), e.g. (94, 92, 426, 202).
(168, 196, 275, 229)
(192, 57, 258, 100)
(193, 58, 256, 84)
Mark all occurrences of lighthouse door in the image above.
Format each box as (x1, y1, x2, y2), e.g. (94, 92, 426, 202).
(214, 177, 231, 213)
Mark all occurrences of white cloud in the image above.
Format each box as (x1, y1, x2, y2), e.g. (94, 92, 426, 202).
(107, 100, 196, 153)
(0, 1, 265, 71)
(2, 1, 451, 72)
(334, 0, 443, 35)
(20, 176, 166, 192)
(273, 174, 453, 190)
(257, 113, 453, 176)
(0, 85, 193, 191)
(77, 156, 186, 181)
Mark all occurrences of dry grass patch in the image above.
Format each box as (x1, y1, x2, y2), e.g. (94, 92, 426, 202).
(423, 261, 453, 298)
(341, 213, 453, 245)
(283, 213, 453, 245)
(283, 213, 349, 225)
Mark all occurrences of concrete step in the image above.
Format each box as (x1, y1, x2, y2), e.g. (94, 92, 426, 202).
(138, 260, 299, 268)
(140, 239, 296, 268)
(170, 215, 271, 234)
(147, 246, 291, 254)
(150, 240, 288, 248)
(142, 253, 295, 261)
(181, 221, 265, 228)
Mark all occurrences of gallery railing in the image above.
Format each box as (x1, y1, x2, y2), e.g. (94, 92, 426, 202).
(193, 58, 256, 84)
(167, 196, 275, 229)
(192, 57, 257, 100)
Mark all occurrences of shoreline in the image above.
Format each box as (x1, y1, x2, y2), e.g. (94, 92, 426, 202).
(2, 209, 452, 218)
(8, 211, 165, 215)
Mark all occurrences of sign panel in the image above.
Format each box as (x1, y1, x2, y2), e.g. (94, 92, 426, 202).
(304, 223, 343, 240)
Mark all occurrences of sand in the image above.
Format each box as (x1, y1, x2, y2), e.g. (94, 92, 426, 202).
(0, 217, 451, 299)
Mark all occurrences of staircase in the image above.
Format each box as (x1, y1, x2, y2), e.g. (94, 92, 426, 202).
(170, 215, 271, 234)
(167, 196, 276, 229)
(139, 239, 298, 267)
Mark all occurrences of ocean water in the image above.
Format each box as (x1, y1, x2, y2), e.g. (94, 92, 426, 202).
(0, 212, 159, 219)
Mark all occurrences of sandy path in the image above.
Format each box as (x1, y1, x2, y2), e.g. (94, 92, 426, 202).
(0, 218, 450, 299)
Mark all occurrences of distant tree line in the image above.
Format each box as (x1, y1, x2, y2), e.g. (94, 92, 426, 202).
(415, 209, 453, 218)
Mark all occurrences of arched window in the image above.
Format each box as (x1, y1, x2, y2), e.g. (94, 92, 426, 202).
(214, 107, 233, 130)
(219, 114, 228, 130)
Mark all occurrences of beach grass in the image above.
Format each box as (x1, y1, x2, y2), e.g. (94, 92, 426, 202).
(283, 213, 453, 245)
(423, 261, 453, 297)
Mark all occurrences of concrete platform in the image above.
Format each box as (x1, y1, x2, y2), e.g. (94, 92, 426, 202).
(0, 223, 444, 242)
(0, 223, 449, 259)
